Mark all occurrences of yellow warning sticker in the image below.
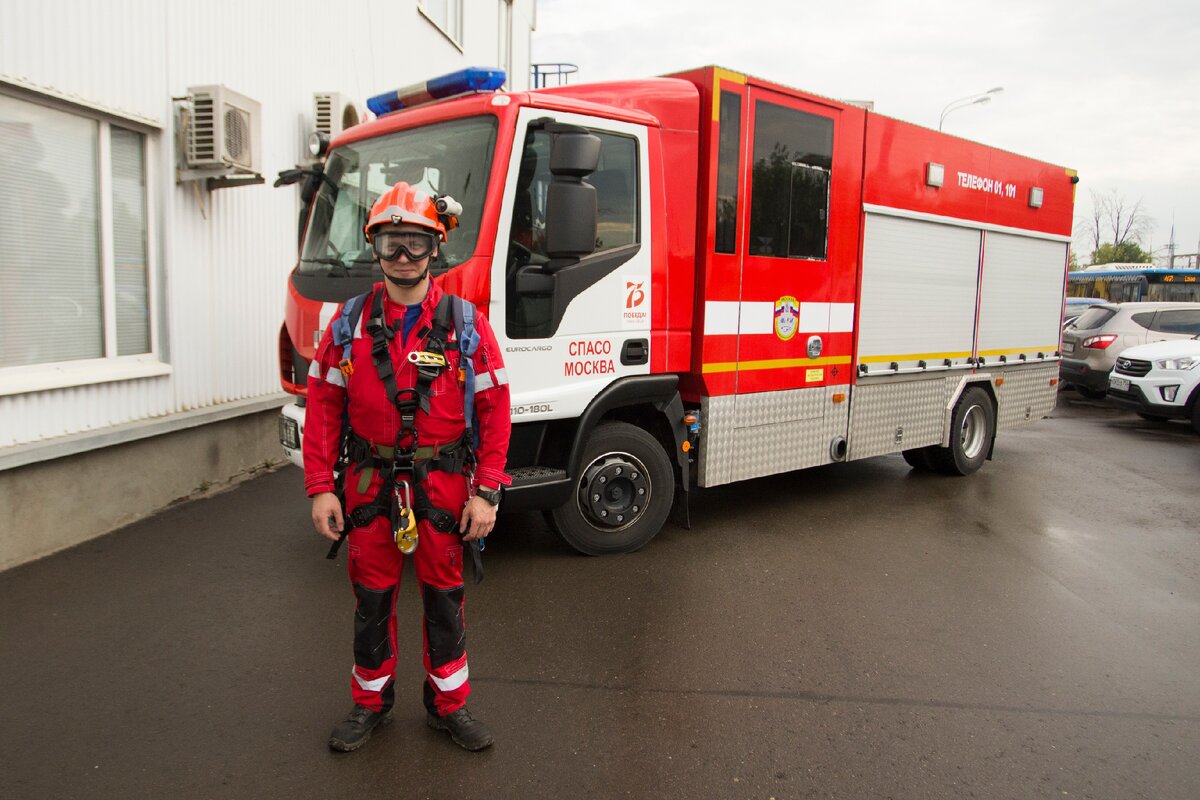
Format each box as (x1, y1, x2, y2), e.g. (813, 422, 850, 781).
(806, 368, 824, 382)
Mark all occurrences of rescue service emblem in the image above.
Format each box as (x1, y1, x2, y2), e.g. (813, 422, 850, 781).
(774, 295, 799, 341)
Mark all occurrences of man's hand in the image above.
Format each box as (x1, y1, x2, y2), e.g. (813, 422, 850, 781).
(460, 495, 497, 542)
(311, 492, 344, 542)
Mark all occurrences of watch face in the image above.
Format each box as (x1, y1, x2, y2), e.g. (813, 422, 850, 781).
(477, 488, 501, 505)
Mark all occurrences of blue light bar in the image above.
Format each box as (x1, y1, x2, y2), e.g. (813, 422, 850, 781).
(367, 67, 507, 116)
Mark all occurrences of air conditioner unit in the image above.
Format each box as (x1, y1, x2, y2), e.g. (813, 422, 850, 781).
(313, 92, 360, 138)
(185, 84, 262, 174)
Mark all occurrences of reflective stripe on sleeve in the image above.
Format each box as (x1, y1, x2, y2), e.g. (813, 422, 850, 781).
(308, 360, 322, 379)
(428, 663, 469, 692)
(473, 368, 508, 392)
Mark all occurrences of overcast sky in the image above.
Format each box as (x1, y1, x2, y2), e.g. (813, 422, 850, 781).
(531, 0, 1200, 263)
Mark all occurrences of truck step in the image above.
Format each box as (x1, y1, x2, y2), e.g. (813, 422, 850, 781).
(508, 466, 568, 487)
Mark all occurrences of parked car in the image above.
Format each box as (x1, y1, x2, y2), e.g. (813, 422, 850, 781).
(1063, 296, 1104, 331)
(1107, 337, 1200, 432)
(1060, 302, 1200, 398)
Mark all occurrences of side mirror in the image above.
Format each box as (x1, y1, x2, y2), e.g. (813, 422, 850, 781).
(549, 127, 601, 176)
(543, 124, 601, 271)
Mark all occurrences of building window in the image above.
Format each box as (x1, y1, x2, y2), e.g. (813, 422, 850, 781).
(420, 0, 463, 47)
(0, 92, 152, 370)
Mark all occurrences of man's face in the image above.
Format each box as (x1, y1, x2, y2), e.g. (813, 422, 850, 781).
(372, 223, 438, 283)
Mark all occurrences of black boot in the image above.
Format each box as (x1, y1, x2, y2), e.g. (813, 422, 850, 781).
(329, 704, 393, 752)
(427, 707, 494, 751)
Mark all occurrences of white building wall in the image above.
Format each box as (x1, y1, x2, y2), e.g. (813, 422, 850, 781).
(0, 0, 536, 451)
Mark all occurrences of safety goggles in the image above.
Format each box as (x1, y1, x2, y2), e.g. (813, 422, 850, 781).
(372, 230, 437, 262)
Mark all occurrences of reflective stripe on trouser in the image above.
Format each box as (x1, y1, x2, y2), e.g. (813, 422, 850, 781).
(346, 512, 471, 716)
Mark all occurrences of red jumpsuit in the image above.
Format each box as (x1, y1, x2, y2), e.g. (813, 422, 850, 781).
(304, 281, 511, 717)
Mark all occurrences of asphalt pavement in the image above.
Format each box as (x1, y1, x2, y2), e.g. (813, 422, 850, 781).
(2, 392, 1198, 800)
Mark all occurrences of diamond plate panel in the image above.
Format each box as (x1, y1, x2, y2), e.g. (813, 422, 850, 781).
(699, 387, 849, 487)
(993, 362, 1059, 429)
(847, 377, 952, 460)
(698, 394, 738, 487)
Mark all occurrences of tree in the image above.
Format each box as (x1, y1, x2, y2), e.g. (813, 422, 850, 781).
(1091, 240, 1152, 265)
(1079, 189, 1153, 261)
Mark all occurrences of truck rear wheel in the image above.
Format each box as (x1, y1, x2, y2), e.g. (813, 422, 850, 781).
(929, 387, 994, 476)
(550, 421, 674, 555)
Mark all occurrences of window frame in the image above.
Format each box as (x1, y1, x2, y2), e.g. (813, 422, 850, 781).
(0, 88, 165, 397)
(746, 98, 834, 262)
(418, 0, 465, 51)
(501, 110, 647, 341)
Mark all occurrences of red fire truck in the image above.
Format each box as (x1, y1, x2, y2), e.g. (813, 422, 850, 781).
(277, 66, 1076, 555)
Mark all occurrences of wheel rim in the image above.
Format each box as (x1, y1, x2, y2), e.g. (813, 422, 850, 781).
(575, 451, 652, 533)
(959, 404, 987, 459)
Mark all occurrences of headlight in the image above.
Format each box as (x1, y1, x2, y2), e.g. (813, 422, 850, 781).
(1154, 356, 1200, 370)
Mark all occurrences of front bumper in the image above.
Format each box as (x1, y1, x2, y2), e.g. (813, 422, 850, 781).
(279, 402, 306, 468)
(1106, 373, 1193, 419)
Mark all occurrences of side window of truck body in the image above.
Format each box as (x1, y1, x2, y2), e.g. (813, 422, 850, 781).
(747, 100, 833, 261)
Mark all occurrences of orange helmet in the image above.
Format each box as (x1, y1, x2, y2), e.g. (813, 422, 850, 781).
(363, 182, 446, 241)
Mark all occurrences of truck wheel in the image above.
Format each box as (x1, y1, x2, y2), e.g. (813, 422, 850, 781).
(1076, 386, 1106, 400)
(930, 387, 995, 476)
(550, 421, 674, 555)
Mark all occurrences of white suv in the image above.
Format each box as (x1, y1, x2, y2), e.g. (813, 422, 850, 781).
(1107, 338, 1200, 433)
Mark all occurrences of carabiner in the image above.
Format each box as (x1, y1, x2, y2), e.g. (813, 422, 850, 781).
(407, 351, 447, 368)
(393, 481, 418, 554)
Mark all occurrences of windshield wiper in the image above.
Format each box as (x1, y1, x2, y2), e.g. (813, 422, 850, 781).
(301, 257, 351, 275)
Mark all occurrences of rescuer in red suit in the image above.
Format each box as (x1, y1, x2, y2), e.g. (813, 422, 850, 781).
(304, 182, 511, 752)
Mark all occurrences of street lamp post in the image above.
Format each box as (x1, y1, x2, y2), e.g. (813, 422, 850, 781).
(939, 86, 1004, 131)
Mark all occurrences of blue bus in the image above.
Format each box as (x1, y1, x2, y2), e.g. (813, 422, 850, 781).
(1067, 263, 1200, 303)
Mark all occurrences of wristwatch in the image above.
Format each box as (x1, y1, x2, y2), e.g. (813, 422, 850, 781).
(475, 486, 501, 506)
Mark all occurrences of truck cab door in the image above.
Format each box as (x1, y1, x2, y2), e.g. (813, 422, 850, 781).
(492, 108, 653, 423)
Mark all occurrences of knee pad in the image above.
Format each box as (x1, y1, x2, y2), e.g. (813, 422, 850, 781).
(421, 583, 465, 669)
(353, 582, 396, 670)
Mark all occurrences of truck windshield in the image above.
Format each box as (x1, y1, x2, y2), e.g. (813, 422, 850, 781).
(299, 116, 498, 278)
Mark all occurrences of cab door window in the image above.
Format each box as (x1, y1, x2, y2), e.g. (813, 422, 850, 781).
(506, 127, 639, 339)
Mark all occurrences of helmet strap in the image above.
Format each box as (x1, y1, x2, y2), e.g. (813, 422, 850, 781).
(382, 265, 429, 288)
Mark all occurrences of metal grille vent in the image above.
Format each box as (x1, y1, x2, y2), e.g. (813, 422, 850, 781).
(1114, 358, 1152, 377)
(224, 106, 250, 165)
(188, 94, 216, 163)
(314, 95, 334, 135)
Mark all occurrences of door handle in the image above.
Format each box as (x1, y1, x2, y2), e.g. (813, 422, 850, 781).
(621, 338, 649, 366)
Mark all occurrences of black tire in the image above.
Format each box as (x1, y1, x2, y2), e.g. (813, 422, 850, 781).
(1191, 401, 1200, 435)
(1076, 386, 1106, 400)
(901, 446, 936, 471)
(929, 387, 995, 476)
(550, 421, 674, 555)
